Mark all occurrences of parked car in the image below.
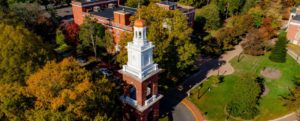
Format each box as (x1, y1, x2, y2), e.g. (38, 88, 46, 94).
(99, 68, 113, 77)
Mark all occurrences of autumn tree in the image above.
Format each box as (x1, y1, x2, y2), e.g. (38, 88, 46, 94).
(261, 0, 283, 28)
(127, 3, 198, 80)
(62, 22, 80, 46)
(117, 32, 133, 66)
(10, 3, 59, 41)
(248, 6, 264, 28)
(104, 30, 115, 54)
(78, 17, 105, 59)
(26, 57, 118, 120)
(242, 29, 269, 56)
(0, 23, 51, 84)
(0, 83, 33, 120)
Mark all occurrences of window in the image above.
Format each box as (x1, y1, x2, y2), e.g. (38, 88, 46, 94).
(139, 31, 142, 39)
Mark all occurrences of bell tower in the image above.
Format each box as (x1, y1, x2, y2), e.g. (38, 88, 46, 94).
(119, 18, 163, 121)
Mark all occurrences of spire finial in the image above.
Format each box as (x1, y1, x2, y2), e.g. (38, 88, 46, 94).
(138, 0, 141, 19)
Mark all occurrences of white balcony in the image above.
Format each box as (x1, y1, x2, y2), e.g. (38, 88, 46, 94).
(120, 94, 163, 112)
(120, 96, 137, 107)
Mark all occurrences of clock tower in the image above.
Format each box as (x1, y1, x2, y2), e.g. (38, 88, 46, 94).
(119, 18, 163, 121)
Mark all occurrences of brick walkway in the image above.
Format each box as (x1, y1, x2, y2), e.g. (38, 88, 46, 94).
(181, 98, 205, 121)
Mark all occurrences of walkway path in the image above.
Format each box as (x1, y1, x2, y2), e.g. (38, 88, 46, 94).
(207, 42, 243, 77)
(287, 49, 300, 64)
(269, 112, 299, 121)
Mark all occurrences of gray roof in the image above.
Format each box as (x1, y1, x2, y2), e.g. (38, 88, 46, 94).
(89, 6, 136, 19)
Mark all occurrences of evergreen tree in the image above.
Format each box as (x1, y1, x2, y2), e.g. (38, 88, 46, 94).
(269, 31, 287, 63)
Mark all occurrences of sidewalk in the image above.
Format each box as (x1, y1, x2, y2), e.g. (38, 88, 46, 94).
(269, 112, 299, 121)
(181, 98, 205, 121)
(287, 49, 300, 64)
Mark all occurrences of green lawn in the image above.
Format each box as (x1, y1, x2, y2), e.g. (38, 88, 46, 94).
(288, 43, 300, 55)
(189, 54, 300, 121)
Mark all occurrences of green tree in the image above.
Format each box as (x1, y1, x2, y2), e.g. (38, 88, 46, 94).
(241, 0, 258, 13)
(78, 17, 105, 60)
(55, 29, 70, 52)
(128, 3, 198, 80)
(195, 3, 220, 30)
(0, 23, 51, 84)
(125, 0, 147, 8)
(0, 83, 33, 120)
(178, 0, 208, 7)
(26, 57, 118, 119)
(269, 31, 287, 63)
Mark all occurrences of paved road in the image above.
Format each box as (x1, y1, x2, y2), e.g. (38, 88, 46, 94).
(172, 103, 195, 121)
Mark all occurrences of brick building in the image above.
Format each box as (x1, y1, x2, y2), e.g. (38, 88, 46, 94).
(156, 1, 195, 27)
(287, 6, 300, 46)
(71, 0, 195, 49)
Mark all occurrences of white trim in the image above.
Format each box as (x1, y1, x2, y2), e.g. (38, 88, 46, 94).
(290, 22, 300, 26)
(71, 3, 82, 7)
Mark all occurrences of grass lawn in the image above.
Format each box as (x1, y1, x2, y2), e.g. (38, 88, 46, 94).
(189, 54, 300, 121)
(288, 43, 300, 55)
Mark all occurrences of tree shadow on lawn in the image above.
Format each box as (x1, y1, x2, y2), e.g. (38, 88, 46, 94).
(160, 59, 226, 120)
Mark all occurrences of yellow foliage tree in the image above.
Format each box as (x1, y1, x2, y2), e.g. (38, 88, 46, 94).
(26, 57, 116, 119)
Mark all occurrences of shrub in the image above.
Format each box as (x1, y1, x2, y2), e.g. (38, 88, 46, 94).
(226, 75, 262, 120)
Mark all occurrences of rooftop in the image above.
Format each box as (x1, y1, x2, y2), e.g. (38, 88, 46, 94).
(89, 6, 136, 19)
(157, 1, 177, 6)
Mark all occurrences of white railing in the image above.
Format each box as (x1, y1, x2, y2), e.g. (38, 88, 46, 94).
(125, 96, 137, 106)
(145, 95, 156, 105)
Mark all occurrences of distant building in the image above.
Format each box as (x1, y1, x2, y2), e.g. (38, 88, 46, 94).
(287, 6, 300, 46)
(156, 1, 195, 27)
(71, 0, 195, 49)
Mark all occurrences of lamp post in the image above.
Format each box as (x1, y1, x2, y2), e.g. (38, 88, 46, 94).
(217, 62, 221, 76)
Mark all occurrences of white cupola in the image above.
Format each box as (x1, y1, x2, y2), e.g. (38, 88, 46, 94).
(122, 19, 158, 80)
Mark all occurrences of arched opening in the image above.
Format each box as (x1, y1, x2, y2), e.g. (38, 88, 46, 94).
(146, 83, 153, 100)
(139, 31, 142, 39)
(128, 85, 136, 100)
